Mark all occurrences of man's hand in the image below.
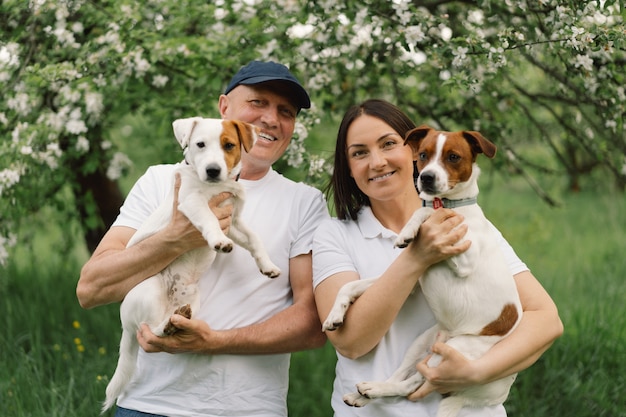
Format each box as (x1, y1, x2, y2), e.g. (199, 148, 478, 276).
(137, 314, 218, 355)
(164, 174, 234, 250)
(208, 191, 233, 235)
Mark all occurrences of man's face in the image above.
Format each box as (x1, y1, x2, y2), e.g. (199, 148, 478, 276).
(219, 84, 298, 170)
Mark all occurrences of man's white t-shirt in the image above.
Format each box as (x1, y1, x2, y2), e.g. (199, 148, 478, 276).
(112, 163, 329, 417)
(312, 206, 528, 417)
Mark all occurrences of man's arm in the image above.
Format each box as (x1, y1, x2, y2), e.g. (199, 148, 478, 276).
(76, 175, 233, 309)
(137, 252, 327, 354)
(77, 225, 190, 309)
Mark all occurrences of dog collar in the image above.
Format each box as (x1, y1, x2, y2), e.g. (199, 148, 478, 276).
(423, 197, 477, 210)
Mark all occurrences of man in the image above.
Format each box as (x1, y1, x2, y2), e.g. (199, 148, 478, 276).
(77, 61, 329, 417)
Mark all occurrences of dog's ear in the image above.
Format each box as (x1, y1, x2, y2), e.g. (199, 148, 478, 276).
(230, 120, 258, 153)
(404, 125, 432, 150)
(172, 117, 201, 149)
(462, 131, 497, 159)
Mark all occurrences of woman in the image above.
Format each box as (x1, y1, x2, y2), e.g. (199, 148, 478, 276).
(313, 99, 563, 416)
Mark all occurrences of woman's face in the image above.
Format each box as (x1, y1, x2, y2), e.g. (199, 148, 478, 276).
(346, 114, 417, 204)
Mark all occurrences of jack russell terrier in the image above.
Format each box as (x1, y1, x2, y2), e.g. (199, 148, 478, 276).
(322, 125, 522, 417)
(102, 117, 281, 412)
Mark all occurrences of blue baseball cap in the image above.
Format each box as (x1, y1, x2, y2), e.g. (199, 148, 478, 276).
(224, 61, 311, 110)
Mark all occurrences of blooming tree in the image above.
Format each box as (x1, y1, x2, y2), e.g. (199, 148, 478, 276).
(1, 0, 624, 264)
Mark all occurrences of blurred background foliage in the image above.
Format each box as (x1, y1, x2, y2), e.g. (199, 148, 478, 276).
(0, 0, 624, 258)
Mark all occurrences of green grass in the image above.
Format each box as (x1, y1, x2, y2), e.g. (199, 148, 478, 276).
(1, 177, 625, 417)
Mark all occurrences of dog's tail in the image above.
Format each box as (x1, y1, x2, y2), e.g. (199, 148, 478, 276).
(102, 329, 138, 413)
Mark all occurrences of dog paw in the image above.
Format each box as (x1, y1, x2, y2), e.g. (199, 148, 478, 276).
(356, 382, 381, 398)
(261, 267, 281, 279)
(162, 304, 192, 335)
(212, 239, 233, 253)
(258, 260, 281, 278)
(322, 303, 349, 332)
(394, 235, 414, 248)
(343, 392, 370, 407)
(321, 320, 341, 332)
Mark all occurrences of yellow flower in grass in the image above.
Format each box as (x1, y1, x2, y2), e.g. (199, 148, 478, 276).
(72, 320, 81, 329)
(74, 337, 85, 353)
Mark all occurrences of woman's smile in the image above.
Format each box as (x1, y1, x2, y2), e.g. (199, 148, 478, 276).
(369, 171, 396, 182)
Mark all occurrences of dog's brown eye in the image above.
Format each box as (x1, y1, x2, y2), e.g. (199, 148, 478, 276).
(197, 142, 205, 148)
(223, 142, 236, 151)
(448, 153, 460, 162)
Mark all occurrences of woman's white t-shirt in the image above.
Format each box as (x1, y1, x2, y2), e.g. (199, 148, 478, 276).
(313, 206, 528, 417)
(112, 163, 328, 417)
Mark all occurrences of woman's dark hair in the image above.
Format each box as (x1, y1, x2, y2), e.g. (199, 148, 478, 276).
(326, 99, 417, 220)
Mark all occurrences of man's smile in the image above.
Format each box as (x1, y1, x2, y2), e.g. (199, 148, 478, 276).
(259, 132, 278, 142)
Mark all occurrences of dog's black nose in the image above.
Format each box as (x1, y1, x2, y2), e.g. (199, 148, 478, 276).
(419, 172, 436, 192)
(206, 164, 221, 180)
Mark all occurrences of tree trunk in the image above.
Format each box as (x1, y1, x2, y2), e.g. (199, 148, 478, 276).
(75, 169, 125, 253)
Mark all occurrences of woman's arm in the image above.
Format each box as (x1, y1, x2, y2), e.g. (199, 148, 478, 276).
(409, 270, 563, 399)
(315, 209, 470, 359)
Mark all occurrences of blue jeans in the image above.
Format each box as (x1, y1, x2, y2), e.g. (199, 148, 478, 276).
(114, 406, 166, 417)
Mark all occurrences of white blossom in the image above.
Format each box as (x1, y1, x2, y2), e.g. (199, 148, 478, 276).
(93, 74, 107, 87)
(0, 168, 21, 195)
(287, 23, 315, 39)
(97, 24, 121, 45)
(0, 43, 20, 68)
(573, 54, 593, 72)
(404, 25, 426, 44)
(107, 152, 132, 180)
(85, 92, 104, 118)
(71, 22, 84, 33)
(0, 233, 17, 266)
(7, 93, 32, 116)
(467, 10, 484, 25)
(152, 74, 169, 88)
(125, 49, 151, 77)
(308, 156, 327, 177)
(439, 25, 453, 41)
(66, 108, 88, 135)
(214, 7, 228, 21)
(452, 46, 469, 67)
(293, 122, 308, 141)
(60, 85, 81, 103)
(75, 136, 90, 153)
(605, 119, 617, 133)
(616, 86, 625, 102)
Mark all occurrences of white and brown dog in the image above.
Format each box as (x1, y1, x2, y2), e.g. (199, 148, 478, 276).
(322, 125, 522, 417)
(102, 117, 281, 412)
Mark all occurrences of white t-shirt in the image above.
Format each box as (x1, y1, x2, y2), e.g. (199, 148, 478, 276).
(312, 206, 528, 417)
(112, 163, 329, 417)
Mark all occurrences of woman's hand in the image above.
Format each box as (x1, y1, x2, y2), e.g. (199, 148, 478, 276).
(407, 208, 470, 267)
(408, 341, 478, 401)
